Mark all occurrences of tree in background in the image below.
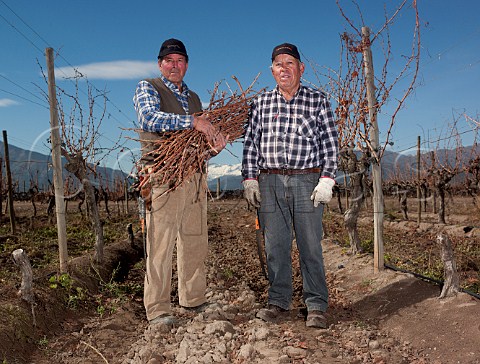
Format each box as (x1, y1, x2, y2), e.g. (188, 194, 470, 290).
(424, 117, 465, 224)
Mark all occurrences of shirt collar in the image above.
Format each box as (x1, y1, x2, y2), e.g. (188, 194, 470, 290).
(274, 83, 303, 100)
(160, 75, 189, 95)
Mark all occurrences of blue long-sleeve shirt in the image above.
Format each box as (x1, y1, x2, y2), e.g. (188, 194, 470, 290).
(133, 75, 194, 132)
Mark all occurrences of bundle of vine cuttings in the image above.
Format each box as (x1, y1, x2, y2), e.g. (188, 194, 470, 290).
(137, 75, 263, 193)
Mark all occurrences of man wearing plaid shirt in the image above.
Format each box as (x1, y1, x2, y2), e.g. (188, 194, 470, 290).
(134, 39, 226, 327)
(242, 42, 338, 329)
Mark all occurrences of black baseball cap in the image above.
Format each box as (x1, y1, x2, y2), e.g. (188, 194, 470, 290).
(271, 43, 301, 62)
(158, 38, 189, 61)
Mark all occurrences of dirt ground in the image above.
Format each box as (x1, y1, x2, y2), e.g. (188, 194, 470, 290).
(1, 196, 479, 363)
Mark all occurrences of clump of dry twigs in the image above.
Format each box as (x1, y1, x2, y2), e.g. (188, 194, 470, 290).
(137, 75, 263, 193)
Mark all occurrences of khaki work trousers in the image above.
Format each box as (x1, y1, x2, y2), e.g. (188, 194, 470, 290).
(144, 173, 207, 321)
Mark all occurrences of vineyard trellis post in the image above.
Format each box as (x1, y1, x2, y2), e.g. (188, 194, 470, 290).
(123, 178, 128, 215)
(0, 156, 3, 219)
(362, 26, 384, 273)
(46, 47, 68, 273)
(2, 130, 16, 234)
(417, 135, 421, 223)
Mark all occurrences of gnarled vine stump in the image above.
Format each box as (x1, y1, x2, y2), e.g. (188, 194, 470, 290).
(437, 233, 460, 298)
(12, 248, 36, 326)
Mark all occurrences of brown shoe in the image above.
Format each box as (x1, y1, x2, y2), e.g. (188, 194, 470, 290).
(256, 304, 287, 322)
(306, 310, 327, 329)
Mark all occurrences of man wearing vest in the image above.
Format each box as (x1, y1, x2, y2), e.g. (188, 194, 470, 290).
(133, 38, 227, 326)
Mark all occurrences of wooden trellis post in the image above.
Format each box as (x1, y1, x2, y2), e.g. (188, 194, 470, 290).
(362, 27, 384, 273)
(2, 130, 15, 234)
(0, 156, 3, 219)
(417, 136, 422, 223)
(46, 47, 68, 273)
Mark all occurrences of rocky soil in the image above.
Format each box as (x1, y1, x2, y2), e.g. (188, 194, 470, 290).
(6, 198, 480, 364)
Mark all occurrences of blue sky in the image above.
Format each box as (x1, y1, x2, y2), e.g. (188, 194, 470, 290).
(1, 0, 479, 175)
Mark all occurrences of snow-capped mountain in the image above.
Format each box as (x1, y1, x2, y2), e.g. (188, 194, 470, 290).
(207, 163, 243, 191)
(207, 163, 242, 180)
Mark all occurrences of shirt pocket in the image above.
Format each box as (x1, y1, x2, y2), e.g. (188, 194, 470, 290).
(294, 114, 318, 140)
(260, 112, 281, 141)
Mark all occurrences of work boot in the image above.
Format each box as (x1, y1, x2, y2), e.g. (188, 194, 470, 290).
(306, 310, 327, 329)
(256, 304, 287, 322)
(149, 314, 176, 327)
(183, 301, 215, 313)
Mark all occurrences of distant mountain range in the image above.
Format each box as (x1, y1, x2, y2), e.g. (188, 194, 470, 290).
(207, 164, 243, 191)
(0, 141, 243, 192)
(207, 145, 480, 190)
(0, 141, 127, 192)
(1, 141, 478, 192)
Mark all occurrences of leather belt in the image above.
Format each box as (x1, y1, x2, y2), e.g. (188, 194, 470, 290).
(259, 168, 321, 175)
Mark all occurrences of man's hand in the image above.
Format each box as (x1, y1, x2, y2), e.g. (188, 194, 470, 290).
(209, 132, 229, 155)
(243, 179, 261, 208)
(193, 115, 216, 142)
(310, 177, 335, 207)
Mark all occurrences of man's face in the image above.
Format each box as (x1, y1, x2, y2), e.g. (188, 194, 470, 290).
(158, 54, 188, 88)
(271, 54, 304, 93)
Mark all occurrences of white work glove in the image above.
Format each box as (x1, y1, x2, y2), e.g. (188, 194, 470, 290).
(310, 177, 336, 207)
(243, 179, 261, 208)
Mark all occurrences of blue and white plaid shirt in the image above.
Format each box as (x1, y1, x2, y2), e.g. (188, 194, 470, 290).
(242, 84, 338, 179)
(133, 75, 194, 132)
